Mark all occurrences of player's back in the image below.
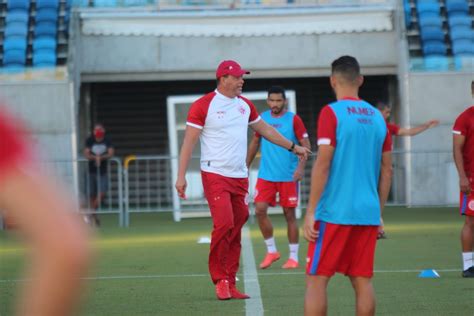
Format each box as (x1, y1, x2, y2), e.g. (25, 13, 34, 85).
(316, 98, 388, 225)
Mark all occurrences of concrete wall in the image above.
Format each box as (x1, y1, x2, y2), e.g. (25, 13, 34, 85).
(79, 32, 398, 81)
(403, 72, 473, 206)
(0, 81, 78, 195)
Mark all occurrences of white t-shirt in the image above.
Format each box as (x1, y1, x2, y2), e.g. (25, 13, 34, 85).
(186, 90, 261, 178)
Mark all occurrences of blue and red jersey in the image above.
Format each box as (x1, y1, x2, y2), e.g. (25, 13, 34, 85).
(256, 110, 308, 182)
(315, 98, 392, 226)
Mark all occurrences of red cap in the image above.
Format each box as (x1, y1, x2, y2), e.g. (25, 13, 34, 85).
(216, 60, 250, 79)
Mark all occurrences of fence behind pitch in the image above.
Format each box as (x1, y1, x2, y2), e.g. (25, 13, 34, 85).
(2, 150, 456, 228)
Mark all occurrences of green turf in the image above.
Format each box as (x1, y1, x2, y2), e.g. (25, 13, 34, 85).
(1, 207, 473, 315)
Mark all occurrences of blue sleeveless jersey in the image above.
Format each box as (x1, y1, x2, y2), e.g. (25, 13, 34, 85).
(315, 100, 387, 225)
(258, 110, 299, 182)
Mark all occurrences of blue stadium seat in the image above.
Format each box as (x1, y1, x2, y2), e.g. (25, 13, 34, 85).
(35, 9, 59, 23)
(68, 0, 90, 7)
(4, 22, 28, 37)
(446, 0, 469, 15)
(452, 39, 474, 55)
(3, 36, 27, 51)
(450, 26, 474, 41)
(454, 54, 474, 70)
(3, 49, 27, 66)
(33, 37, 57, 51)
(448, 15, 472, 28)
(36, 0, 60, 9)
(93, 0, 117, 7)
(33, 50, 57, 67)
(422, 40, 447, 56)
(34, 22, 57, 37)
(122, 0, 149, 6)
(404, 0, 411, 28)
(417, 1, 440, 15)
(6, 11, 29, 23)
(423, 56, 450, 71)
(2, 64, 26, 72)
(7, 0, 30, 11)
(418, 14, 442, 28)
(420, 26, 445, 42)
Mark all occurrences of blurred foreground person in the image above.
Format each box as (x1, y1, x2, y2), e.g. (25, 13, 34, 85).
(0, 107, 91, 316)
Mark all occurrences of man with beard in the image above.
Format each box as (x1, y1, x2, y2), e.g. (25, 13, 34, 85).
(247, 86, 311, 270)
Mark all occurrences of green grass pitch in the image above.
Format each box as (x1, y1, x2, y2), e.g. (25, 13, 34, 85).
(1, 207, 473, 315)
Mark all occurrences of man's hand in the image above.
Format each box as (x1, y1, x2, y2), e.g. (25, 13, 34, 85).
(377, 218, 386, 240)
(95, 156, 101, 167)
(175, 177, 187, 199)
(293, 169, 304, 182)
(293, 145, 311, 161)
(303, 213, 319, 242)
(426, 119, 439, 129)
(460, 175, 471, 194)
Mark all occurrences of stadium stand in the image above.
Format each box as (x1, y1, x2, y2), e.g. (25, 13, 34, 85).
(405, 0, 474, 70)
(0, 0, 71, 68)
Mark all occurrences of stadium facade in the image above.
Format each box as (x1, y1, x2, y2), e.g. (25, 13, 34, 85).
(0, 0, 472, 210)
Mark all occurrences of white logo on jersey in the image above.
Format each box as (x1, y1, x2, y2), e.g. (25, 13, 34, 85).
(468, 200, 474, 210)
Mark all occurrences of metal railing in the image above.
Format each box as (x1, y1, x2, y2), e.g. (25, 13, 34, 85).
(123, 155, 175, 226)
(3, 149, 456, 229)
(39, 157, 124, 226)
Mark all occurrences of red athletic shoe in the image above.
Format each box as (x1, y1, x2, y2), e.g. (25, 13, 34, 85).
(229, 284, 250, 299)
(259, 252, 281, 269)
(282, 258, 299, 269)
(215, 279, 231, 300)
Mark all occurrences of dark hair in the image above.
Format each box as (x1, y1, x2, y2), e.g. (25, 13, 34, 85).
(267, 85, 286, 99)
(376, 101, 391, 111)
(331, 55, 361, 82)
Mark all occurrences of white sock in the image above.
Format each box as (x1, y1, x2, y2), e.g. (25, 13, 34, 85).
(289, 243, 299, 262)
(264, 237, 277, 253)
(462, 252, 473, 270)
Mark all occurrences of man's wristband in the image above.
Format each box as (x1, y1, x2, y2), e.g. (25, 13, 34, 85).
(288, 142, 295, 152)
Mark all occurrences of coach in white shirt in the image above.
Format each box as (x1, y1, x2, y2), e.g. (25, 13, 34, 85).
(175, 60, 310, 301)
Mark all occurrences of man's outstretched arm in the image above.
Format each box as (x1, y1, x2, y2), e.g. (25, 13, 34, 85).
(398, 119, 439, 136)
(251, 120, 311, 160)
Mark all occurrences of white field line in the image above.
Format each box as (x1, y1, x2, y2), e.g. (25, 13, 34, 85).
(0, 268, 462, 283)
(241, 225, 264, 316)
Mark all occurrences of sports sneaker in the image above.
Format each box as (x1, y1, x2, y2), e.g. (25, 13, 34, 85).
(229, 284, 250, 299)
(462, 266, 474, 278)
(215, 279, 231, 300)
(282, 258, 299, 269)
(259, 252, 280, 269)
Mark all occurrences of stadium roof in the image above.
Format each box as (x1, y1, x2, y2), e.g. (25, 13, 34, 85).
(80, 6, 394, 37)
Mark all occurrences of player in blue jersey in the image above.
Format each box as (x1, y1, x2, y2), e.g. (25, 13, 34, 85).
(303, 56, 392, 316)
(247, 86, 311, 269)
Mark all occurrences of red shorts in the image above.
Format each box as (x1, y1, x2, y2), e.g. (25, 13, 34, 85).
(254, 178, 298, 207)
(460, 177, 474, 217)
(306, 221, 378, 278)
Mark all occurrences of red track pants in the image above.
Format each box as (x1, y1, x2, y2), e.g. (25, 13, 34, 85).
(201, 171, 249, 285)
